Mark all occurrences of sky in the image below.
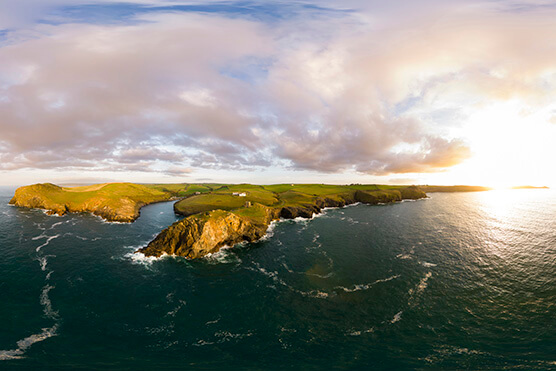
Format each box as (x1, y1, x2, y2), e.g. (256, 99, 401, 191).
(1, 0, 555, 187)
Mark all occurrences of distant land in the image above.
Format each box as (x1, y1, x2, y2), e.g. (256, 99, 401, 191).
(9, 182, 525, 259)
(511, 185, 550, 189)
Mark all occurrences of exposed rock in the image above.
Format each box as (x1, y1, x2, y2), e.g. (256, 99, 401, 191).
(140, 205, 277, 259)
(354, 189, 402, 204)
(140, 188, 428, 259)
(9, 182, 172, 222)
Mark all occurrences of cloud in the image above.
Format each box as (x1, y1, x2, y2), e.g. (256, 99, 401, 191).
(1, 1, 556, 179)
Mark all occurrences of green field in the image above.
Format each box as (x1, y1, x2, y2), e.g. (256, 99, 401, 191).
(172, 183, 428, 223)
(12, 182, 491, 224)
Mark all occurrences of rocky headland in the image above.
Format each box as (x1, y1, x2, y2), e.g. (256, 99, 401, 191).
(10, 182, 440, 259)
(9, 182, 176, 223)
(138, 186, 427, 259)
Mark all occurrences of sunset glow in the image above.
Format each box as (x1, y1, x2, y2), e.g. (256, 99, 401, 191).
(1, 1, 555, 187)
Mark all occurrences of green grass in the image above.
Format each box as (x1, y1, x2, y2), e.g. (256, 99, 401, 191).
(231, 203, 271, 225)
(174, 183, 429, 217)
(173, 186, 279, 216)
(12, 182, 444, 223)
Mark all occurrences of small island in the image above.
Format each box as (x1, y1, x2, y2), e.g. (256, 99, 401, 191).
(10, 182, 496, 259)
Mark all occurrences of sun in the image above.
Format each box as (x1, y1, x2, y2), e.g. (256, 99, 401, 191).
(432, 100, 556, 188)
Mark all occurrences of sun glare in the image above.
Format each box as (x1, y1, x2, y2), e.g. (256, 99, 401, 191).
(437, 100, 556, 188)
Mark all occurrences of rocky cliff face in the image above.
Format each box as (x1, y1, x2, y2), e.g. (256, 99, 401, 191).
(139, 205, 278, 259)
(9, 183, 170, 222)
(139, 188, 427, 259)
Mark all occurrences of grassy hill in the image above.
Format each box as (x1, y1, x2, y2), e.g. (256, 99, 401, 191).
(9, 182, 175, 222)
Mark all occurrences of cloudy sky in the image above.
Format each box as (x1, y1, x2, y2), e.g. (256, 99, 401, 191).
(1, 0, 555, 187)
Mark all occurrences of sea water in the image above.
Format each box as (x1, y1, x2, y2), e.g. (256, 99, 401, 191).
(1, 187, 555, 369)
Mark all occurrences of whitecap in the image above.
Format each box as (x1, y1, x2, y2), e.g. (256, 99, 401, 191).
(166, 300, 187, 317)
(35, 234, 60, 252)
(94, 214, 128, 225)
(125, 250, 166, 266)
(408, 272, 433, 306)
(32, 233, 48, 241)
(214, 330, 254, 342)
(336, 275, 400, 292)
(40, 285, 58, 320)
(415, 272, 432, 295)
(347, 328, 374, 336)
(0, 324, 59, 361)
(49, 221, 63, 229)
(203, 246, 241, 264)
(0, 282, 61, 361)
(420, 261, 437, 267)
(281, 263, 295, 273)
(260, 220, 279, 241)
(391, 311, 403, 324)
(306, 271, 333, 279)
(193, 339, 215, 347)
(37, 256, 48, 271)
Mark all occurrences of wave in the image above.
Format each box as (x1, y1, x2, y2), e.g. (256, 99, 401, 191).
(335, 275, 400, 293)
(203, 246, 241, 264)
(205, 318, 220, 325)
(390, 311, 403, 324)
(214, 330, 254, 342)
(408, 272, 433, 306)
(124, 250, 166, 266)
(166, 300, 187, 317)
(35, 234, 60, 252)
(40, 285, 58, 320)
(248, 263, 331, 299)
(96, 216, 128, 225)
(49, 221, 63, 229)
(0, 284, 60, 361)
(0, 324, 59, 361)
(32, 233, 47, 241)
(305, 271, 334, 279)
(347, 328, 374, 336)
(259, 220, 279, 241)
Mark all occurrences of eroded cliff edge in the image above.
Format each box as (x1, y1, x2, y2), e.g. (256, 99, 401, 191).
(9, 182, 428, 258)
(138, 186, 427, 259)
(9, 183, 175, 222)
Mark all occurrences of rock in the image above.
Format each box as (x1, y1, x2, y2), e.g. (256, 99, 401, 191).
(139, 207, 273, 259)
(9, 182, 172, 222)
(354, 190, 402, 204)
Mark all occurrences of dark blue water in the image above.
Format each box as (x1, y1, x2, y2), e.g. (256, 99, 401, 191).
(1, 187, 556, 370)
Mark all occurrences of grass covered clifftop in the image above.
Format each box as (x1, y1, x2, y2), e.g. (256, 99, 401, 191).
(8, 182, 179, 222)
(140, 184, 428, 258)
(12, 182, 493, 259)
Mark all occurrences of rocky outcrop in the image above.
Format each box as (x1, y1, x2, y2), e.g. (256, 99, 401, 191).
(139, 205, 278, 259)
(140, 188, 428, 259)
(9, 182, 428, 259)
(399, 186, 427, 199)
(9, 183, 172, 222)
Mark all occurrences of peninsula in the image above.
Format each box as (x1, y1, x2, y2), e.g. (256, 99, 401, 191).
(10, 182, 491, 259)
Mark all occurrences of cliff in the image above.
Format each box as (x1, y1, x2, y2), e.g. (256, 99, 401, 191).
(9, 183, 174, 222)
(138, 186, 427, 259)
(140, 204, 278, 259)
(10, 182, 430, 258)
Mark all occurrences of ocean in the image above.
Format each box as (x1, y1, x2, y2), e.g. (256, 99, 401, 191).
(1, 187, 555, 370)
